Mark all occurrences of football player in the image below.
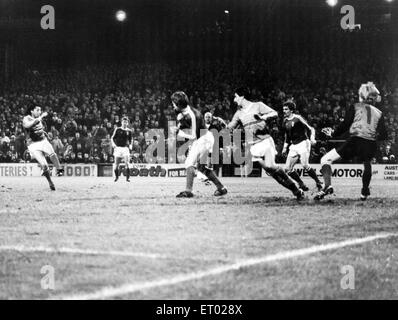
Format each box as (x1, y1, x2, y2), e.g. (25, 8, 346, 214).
(22, 103, 64, 191)
(282, 100, 323, 191)
(315, 82, 388, 201)
(171, 91, 227, 198)
(228, 87, 304, 200)
(111, 116, 133, 182)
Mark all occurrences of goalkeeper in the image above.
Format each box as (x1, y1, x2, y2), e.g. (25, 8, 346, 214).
(315, 82, 388, 201)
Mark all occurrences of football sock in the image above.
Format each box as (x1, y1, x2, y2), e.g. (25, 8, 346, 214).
(126, 167, 130, 180)
(114, 168, 119, 178)
(49, 154, 61, 170)
(288, 171, 304, 186)
(275, 168, 299, 193)
(186, 166, 195, 192)
(362, 161, 372, 190)
(268, 168, 299, 193)
(320, 164, 332, 188)
(42, 169, 53, 186)
(307, 167, 321, 184)
(203, 168, 223, 189)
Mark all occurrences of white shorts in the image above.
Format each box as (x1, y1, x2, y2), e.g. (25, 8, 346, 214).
(28, 139, 55, 157)
(287, 139, 311, 159)
(114, 147, 130, 158)
(250, 137, 277, 165)
(185, 132, 215, 168)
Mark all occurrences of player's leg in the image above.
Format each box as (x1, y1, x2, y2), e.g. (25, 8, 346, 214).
(256, 139, 304, 199)
(198, 139, 227, 196)
(197, 162, 227, 196)
(177, 142, 198, 197)
(361, 161, 372, 200)
(124, 156, 130, 181)
(31, 149, 55, 191)
(48, 152, 64, 176)
(314, 148, 342, 200)
(359, 140, 377, 200)
(285, 148, 308, 191)
(124, 149, 131, 182)
(196, 170, 211, 185)
(114, 157, 122, 182)
(41, 140, 64, 176)
(300, 142, 322, 190)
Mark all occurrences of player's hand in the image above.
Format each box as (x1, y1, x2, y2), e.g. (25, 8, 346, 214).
(170, 126, 179, 135)
(41, 112, 49, 119)
(310, 138, 317, 146)
(321, 127, 334, 137)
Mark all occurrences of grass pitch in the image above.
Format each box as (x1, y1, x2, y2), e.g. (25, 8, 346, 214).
(0, 176, 397, 299)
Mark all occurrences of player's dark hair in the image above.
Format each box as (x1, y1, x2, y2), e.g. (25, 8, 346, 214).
(234, 87, 251, 99)
(26, 101, 39, 115)
(283, 100, 296, 112)
(171, 91, 189, 109)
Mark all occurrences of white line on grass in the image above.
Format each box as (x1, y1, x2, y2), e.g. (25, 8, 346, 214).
(0, 245, 168, 260)
(55, 232, 398, 300)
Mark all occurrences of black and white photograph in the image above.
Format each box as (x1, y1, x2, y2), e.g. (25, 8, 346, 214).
(1, 0, 398, 305)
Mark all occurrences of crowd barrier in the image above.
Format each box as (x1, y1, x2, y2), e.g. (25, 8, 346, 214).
(0, 163, 97, 177)
(1, 163, 397, 181)
(260, 164, 398, 181)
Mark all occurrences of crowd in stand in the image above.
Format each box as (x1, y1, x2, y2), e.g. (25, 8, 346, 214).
(1, 56, 398, 165)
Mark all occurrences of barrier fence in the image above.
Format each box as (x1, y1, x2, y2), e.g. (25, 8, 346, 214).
(1, 163, 398, 181)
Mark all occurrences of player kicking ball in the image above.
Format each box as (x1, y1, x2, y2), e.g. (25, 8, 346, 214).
(315, 82, 388, 201)
(228, 87, 304, 200)
(171, 91, 227, 198)
(282, 100, 323, 192)
(23, 103, 64, 191)
(111, 116, 133, 182)
(196, 112, 228, 185)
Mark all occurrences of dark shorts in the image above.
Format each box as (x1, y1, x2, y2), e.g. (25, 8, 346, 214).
(336, 137, 377, 162)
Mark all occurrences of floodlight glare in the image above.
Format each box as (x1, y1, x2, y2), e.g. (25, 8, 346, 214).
(116, 10, 127, 22)
(326, 0, 338, 7)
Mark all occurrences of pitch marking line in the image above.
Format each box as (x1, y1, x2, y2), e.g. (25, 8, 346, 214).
(55, 232, 398, 300)
(0, 245, 168, 260)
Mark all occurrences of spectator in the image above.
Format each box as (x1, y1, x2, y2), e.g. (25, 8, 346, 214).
(101, 134, 113, 155)
(51, 133, 64, 158)
(0, 131, 10, 147)
(379, 143, 396, 164)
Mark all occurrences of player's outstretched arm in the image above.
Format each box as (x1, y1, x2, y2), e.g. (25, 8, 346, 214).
(282, 132, 289, 156)
(295, 115, 316, 144)
(23, 116, 40, 129)
(332, 105, 355, 138)
(254, 110, 278, 121)
(177, 130, 196, 140)
(111, 127, 118, 148)
(214, 116, 227, 129)
(227, 112, 240, 130)
(254, 102, 278, 121)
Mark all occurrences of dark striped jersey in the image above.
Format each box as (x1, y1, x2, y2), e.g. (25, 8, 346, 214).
(177, 106, 205, 140)
(283, 114, 313, 145)
(112, 127, 132, 147)
(22, 115, 47, 143)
